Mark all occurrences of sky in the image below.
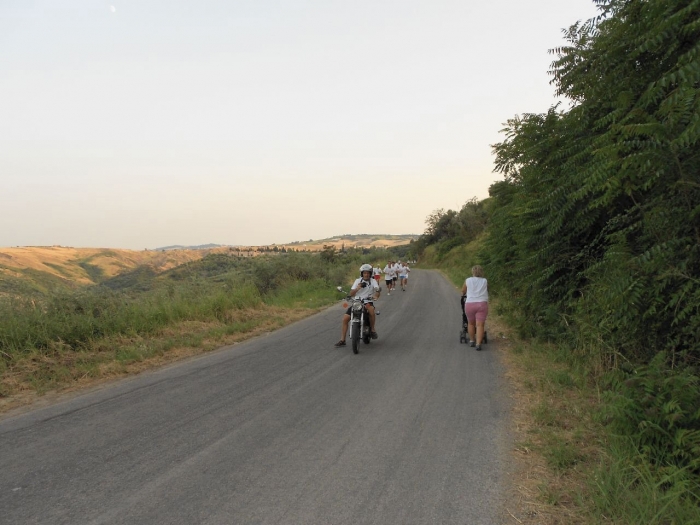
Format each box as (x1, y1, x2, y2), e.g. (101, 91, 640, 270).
(0, 0, 600, 249)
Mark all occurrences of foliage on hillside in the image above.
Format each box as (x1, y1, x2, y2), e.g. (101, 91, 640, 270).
(485, 0, 700, 365)
(412, 198, 490, 265)
(414, 0, 700, 520)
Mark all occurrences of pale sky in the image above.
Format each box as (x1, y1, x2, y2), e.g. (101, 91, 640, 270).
(1, 0, 599, 249)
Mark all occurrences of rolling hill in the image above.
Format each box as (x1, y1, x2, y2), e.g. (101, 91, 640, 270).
(0, 235, 417, 295)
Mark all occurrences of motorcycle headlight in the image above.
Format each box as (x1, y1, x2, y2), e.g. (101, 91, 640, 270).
(352, 301, 364, 313)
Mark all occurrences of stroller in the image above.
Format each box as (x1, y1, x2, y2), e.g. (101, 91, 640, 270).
(459, 296, 488, 345)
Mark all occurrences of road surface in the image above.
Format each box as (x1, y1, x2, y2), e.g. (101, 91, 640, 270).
(0, 269, 511, 524)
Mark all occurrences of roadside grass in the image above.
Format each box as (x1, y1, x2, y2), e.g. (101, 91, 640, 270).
(0, 281, 265, 358)
(0, 303, 324, 414)
(590, 442, 700, 525)
(263, 278, 342, 309)
(484, 312, 604, 524)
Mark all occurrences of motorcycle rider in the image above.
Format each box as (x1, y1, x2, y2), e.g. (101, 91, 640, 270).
(334, 263, 381, 347)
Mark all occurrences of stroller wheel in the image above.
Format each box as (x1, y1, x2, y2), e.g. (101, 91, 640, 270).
(483, 332, 488, 344)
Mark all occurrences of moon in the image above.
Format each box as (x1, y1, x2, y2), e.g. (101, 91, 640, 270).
(110, 5, 116, 13)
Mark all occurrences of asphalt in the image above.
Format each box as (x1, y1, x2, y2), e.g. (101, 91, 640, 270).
(0, 269, 512, 525)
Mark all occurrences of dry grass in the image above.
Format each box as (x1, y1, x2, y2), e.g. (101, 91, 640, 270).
(489, 314, 603, 525)
(0, 304, 323, 418)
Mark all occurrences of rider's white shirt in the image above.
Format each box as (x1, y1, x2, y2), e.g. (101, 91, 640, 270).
(351, 278, 380, 301)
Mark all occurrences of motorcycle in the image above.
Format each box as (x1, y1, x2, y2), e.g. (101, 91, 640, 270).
(337, 286, 378, 354)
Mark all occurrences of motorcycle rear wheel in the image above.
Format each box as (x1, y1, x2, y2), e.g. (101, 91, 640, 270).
(351, 323, 360, 354)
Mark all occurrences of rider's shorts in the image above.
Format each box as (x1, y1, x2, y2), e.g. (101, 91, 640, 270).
(465, 301, 488, 323)
(345, 302, 373, 316)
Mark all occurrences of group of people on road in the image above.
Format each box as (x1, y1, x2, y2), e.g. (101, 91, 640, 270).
(333, 261, 489, 351)
(381, 260, 410, 294)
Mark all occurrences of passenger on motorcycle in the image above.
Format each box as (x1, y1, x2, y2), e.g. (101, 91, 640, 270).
(334, 263, 381, 347)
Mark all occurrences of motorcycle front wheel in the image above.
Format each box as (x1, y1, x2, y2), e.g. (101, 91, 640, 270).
(351, 323, 360, 354)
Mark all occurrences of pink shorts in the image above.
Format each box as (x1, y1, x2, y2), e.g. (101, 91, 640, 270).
(465, 301, 488, 323)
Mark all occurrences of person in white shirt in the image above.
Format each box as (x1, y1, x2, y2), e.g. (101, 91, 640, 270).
(395, 261, 403, 291)
(335, 263, 381, 347)
(391, 262, 400, 291)
(383, 260, 395, 295)
(398, 262, 410, 291)
(372, 265, 382, 285)
(461, 265, 489, 351)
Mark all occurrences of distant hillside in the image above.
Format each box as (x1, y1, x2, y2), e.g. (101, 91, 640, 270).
(0, 235, 416, 296)
(154, 243, 224, 251)
(0, 246, 222, 296)
(153, 235, 418, 253)
(280, 234, 417, 251)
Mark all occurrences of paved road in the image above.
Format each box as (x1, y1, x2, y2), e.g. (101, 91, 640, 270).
(0, 270, 511, 525)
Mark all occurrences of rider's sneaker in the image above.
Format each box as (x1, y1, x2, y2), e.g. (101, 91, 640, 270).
(334, 340, 346, 347)
(371, 331, 378, 339)
(470, 341, 476, 348)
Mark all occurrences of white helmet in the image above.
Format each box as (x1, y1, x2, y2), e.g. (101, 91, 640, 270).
(359, 263, 372, 277)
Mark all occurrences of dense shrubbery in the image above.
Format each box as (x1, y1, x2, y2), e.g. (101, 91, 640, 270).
(603, 352, 700, 476)
(412, 199, 490, 261)
(484, 0, 700, 365)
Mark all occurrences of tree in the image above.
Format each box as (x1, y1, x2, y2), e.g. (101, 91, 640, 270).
(485, 0, 700, 360)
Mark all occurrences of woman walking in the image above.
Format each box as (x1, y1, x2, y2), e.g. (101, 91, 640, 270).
(461, 265, 488, 351)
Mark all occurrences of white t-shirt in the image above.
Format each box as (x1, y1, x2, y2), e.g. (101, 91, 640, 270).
(373, 267, 382, 277)
(383, 265, 395, 279)
(398, 265, 409, 276)
(465, 277, 488, 303)
(351, 277, 380, 301)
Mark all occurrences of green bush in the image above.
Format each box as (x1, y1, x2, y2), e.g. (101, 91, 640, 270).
(602, 352, 700, 476)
